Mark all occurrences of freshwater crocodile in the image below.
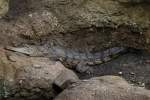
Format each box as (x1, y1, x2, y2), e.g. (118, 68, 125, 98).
(5, 45, 128, 73)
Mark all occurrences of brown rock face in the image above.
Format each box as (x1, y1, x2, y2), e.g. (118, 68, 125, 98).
(55, 76, 150, 100)
(0, 0, 149, 51)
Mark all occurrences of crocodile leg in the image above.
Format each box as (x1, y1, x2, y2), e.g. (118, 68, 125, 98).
(76, 61, 94, 74)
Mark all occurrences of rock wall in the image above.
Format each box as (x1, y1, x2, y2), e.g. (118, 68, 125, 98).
(0, 0, 150, 50)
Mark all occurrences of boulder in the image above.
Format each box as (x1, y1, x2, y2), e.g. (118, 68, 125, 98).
(0, 47, 78, 99)
(55, 76, 150, 100)
(54, 69, 79, 90)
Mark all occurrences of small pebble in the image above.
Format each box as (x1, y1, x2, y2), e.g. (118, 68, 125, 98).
(122, 64, 129, 67)
(118, 72, 123, 75)
(33, 64, 41, 69)
(130, 72, 135, 75)
(145, 60, 150, 64)
(28, 14, 33, 17)
(141, 83, 145, 87)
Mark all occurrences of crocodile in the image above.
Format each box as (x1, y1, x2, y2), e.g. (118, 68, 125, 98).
(5, 45, 128, 73)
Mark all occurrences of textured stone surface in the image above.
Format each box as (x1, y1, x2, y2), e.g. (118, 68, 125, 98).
(0, 0, 149, 51)
(0, 47, 77, 99)
(54, 69, 79, 89)
(55, 76, 150, 100)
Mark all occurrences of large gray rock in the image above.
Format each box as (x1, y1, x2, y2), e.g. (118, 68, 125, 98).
(0, 48, 78, 99)
(54, 76, 150, 100)
(54, 69, 79, 89)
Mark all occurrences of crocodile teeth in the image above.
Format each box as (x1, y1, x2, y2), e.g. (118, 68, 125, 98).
(5, 46, 44, 57)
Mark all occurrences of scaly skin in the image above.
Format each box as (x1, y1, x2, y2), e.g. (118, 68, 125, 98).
(47, 46, 127, 65)
(5, 45, 128, 73)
